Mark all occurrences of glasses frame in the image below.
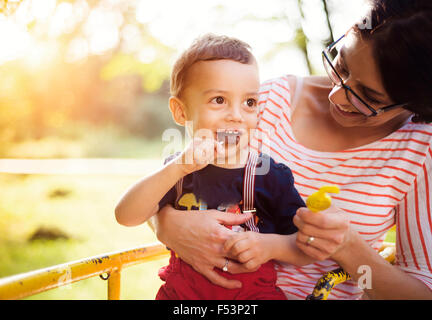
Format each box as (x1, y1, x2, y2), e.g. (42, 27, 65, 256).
(322, 35, 406, 117)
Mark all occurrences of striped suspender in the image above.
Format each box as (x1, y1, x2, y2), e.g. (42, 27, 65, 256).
(243, 151, 259, 232)
(174, 178, 183, 207)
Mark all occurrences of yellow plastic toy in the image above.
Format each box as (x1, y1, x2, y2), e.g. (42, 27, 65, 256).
(305, 185, 343, 300)
(306, 185, 340, 212)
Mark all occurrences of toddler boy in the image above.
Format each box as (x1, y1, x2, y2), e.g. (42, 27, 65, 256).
(115, 34, 309, 300)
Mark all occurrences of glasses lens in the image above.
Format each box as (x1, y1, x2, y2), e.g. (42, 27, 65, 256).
(322, 53, 341, 85)
(346, 90, 374, 116)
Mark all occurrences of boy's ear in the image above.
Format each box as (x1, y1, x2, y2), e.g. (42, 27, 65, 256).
(169, 96, 188, 126)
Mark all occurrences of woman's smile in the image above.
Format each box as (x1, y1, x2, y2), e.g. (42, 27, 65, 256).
(332, 102, 363, 118)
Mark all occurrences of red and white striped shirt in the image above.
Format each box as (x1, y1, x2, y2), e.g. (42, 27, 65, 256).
(251, 75, 432, 300)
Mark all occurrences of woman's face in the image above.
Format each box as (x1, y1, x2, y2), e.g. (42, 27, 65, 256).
(327, 31, 412, 128)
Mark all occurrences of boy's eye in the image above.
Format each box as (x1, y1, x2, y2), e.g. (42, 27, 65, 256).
(211, 96, 225, 104)
(244, 98, 257, 108)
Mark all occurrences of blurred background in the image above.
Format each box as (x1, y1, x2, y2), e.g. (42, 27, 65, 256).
(0, 0, 373, 299)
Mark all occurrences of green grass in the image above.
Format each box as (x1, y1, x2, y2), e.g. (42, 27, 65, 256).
(0, 171, 168, 300)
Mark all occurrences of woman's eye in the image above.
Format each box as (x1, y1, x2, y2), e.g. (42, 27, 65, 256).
(364, 94, 380, 105)
(244, 98, 257, 108)
(211, 96, 225, 104)
(335, 59, 349, 77)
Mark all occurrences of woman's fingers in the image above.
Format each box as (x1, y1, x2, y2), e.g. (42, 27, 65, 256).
(294, 206, 352, 260)
(296, 231, 341, 259)
(208, 210, 253, 227)
(198, 266, 242, 289)
(296, 240, 330, 261)
(295, 206, 350, 230)
(294, 216, 346, 244)
(223, 258, 260, 274)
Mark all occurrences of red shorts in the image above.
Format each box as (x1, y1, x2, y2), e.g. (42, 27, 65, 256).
(156, 252, 286, 300)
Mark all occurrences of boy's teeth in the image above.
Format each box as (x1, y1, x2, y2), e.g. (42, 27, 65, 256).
(217, 129, 241, 136)
(216, 129, 242, 145)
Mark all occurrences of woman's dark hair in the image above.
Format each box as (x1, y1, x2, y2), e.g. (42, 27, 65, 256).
(354, 0, 432, 123)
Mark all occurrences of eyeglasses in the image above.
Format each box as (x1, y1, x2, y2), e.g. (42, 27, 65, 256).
(322, 35, 406, 117)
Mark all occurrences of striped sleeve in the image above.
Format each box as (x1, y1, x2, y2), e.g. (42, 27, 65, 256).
(395, 145, 432, 290)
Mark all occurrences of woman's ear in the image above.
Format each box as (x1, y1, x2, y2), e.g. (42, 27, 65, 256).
(169, 96, 187, 126)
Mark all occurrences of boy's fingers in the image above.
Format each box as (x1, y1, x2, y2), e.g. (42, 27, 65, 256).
(237, 249, 254, 264)
(244, 259, 260, 272)
(223, 233, 241, 253)
(224, 234, 249, 254)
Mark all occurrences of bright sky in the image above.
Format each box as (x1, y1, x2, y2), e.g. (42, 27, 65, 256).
(0, 0, 368, 80)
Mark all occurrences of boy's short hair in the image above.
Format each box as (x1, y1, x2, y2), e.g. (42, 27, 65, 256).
(170, 34, 255, 97)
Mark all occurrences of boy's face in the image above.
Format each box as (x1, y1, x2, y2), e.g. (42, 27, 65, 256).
(180, 59, 260, 153)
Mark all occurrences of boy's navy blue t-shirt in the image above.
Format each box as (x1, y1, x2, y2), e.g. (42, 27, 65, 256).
(159, 153, 305, 235)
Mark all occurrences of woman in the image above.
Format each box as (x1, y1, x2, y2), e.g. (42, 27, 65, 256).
(153, 0, 432, 299)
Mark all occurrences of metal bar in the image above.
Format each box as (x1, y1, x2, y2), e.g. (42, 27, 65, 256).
(107, 268, 121, 300)
(0, 242, 169, 300)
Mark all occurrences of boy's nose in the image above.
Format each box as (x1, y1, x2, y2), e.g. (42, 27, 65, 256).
(227, 105, 244, 122)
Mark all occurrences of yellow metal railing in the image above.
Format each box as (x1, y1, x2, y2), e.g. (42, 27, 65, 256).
(0, 242, 170, 300)
(0, 240, 396, 300)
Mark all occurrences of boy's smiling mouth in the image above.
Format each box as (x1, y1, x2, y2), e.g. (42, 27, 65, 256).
(216, 129, 243, 146)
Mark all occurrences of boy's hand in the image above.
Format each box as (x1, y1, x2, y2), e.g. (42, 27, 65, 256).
(176, 137, 224, 175)
(223, 231, 272, 272)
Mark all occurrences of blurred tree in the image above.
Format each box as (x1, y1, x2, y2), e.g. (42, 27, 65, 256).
(0, 0, 338, 157)
(0, 0, 23, 15)
(322, 0, 335, 47)
(238, 0, 335, 76)
(0, 0, 175, 151)
(296, 0, 313, 75)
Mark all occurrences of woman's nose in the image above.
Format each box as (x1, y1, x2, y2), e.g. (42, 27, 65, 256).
(328, 83, 349, 106)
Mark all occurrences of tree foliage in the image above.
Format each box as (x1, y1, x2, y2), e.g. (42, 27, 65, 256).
(0, 0, 337, 156)
(0, 0, 174, 149)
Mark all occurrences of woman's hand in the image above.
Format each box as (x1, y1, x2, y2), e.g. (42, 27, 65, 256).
(154, 205, 253, 289)
(293, 205, 353, 262)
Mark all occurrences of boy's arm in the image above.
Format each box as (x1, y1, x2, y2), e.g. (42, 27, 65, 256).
(260, 232, 316, 266)
(115, 137, 223, 227)
(224, 231, 315, 271)
(115, 160, 185, 226)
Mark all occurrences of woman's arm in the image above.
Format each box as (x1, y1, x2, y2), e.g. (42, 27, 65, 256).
(154, 204, 253, 289)
(294, 207, 432, 299)
(332, 231, 432, 299)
